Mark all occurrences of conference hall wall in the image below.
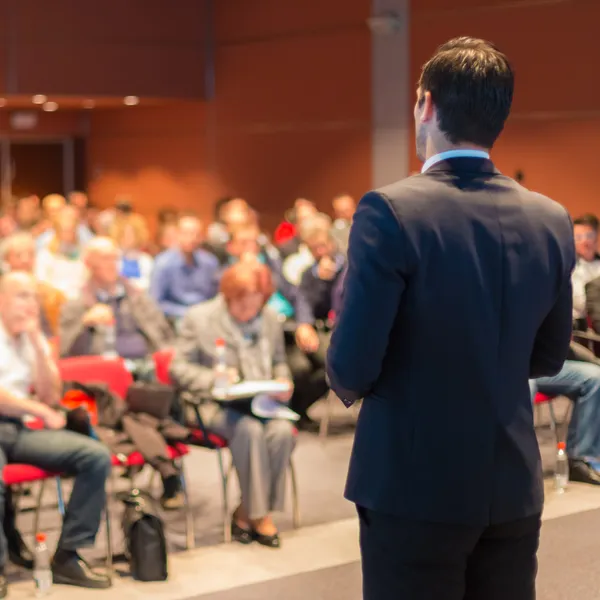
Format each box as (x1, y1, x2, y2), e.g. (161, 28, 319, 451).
(410, 0, 600, 217)
(88, 0, 372, 232)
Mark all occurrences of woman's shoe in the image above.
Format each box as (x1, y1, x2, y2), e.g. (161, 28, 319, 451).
(231, 521, 253, 545)
(252, 530, 281, 549)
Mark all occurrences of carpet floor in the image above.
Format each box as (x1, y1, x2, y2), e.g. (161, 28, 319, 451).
(187, 505, 600, 600)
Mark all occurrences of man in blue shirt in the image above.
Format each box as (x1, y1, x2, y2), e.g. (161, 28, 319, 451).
(150, 213, 220, 321)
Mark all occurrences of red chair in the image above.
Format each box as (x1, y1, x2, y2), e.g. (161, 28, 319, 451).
(58, 356, 133, 399)
(58, 356, 195, 551)
(3, 464, 64, 540)
(153, 351, 301, 541)
(153, 349, 175, 386)
(534, 392, 572, 445)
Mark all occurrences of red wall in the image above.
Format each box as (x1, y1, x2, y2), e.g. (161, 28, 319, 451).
(410, 0, 600, 216)
(88, 0, 373, 231)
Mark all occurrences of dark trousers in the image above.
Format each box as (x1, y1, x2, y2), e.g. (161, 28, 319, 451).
(286, 330, 330, 418)
(0, 422, 112, 566)
(358, 506, 540, 600)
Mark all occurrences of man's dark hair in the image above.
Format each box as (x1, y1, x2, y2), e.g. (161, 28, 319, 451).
(419, 36, 514, 148)
(214, 196, 236, 222)
(574, 213, 599, 232)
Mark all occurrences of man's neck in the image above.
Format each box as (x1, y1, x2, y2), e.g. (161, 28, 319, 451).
(181, 249, 196, 265)
(425, 140, 490, 162)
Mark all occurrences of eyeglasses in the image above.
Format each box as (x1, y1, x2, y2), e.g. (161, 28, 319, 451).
(574, 232, 597, 242)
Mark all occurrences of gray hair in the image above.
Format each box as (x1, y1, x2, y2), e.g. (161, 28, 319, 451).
(298, 212, 333, 243)
(0, 232, 35, 263)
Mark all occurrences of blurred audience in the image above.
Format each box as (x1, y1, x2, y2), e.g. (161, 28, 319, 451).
(36, 194, 93, 250)
(282, 212, 331, 286)
(572, 213, 600, 330)
(0, 272, 112, 591)
(277, 198, 317, 259)
(331, 194, 356, 255)
(205, 197, 252, 262)
(170, 262, 295, 548)
(60, 238, 173, 374)
(530, 354, 600, 485)
(150, 213, 219, 321)
(1, 232, 66, 337)
(13, 193, 41, 233)
(35, 205, 88, 300)
(111, 214, 154, 290)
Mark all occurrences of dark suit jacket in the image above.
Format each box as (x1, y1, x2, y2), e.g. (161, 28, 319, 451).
(327, 158, 575, 527)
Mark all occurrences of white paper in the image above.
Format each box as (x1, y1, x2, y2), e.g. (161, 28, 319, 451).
(251, 394, 300, 421)
(212, 380, 291, 401)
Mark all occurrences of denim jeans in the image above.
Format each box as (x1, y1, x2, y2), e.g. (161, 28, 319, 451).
(0, 422, 112, 567)
(530, 360, 600, 459)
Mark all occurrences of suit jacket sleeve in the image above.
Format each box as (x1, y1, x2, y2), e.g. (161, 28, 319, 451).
(169, 310, 216, 394)
(327, 192, 408, 405)
(59, 299, 92, 357)
(586, 276, 600, 333)
(530, 219, 576, 378)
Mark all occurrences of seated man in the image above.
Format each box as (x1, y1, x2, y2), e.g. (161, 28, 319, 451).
(572, 213, 600, 330)
(287, 219, 345, 427)
(59, 237, 174, 378)
(0, 232, 66, 337)
(150, 213, 220, 323)
(0, 272, 112, 594)
(530, 349, 600, 485)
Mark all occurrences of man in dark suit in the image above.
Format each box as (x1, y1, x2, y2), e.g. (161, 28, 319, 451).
(327, 37, 575, 600)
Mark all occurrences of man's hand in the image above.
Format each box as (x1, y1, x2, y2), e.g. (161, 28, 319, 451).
(273, 378, 294, 403)
(82, 304, 114, 327)
(295, 323, 320, 353)
(317, 256, 338, 281)
(42, 408, 66, 430)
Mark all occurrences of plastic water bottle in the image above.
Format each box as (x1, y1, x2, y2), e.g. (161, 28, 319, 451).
(102, 319, 118, 358)
(212, 338, 229, 399)
(33, 532, 52, 597)
(555, 441, 569, 494)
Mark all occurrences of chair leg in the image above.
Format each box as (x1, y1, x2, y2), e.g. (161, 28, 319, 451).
(547, 401, 559, 444)
(319, 390, 335, 441)
(178, 459, 195, 550)
(216, 450, 231, 542)
(33, 480, 47, 535)
(55, 477, 66, 518)
(290, 459, 301, 529)
(104, 501, 113, 578)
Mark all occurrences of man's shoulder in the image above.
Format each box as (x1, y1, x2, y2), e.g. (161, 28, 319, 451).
(185, 297, 219, 321)
(195, 248, 219, 269)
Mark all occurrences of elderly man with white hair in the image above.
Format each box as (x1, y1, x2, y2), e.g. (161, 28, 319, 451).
(59, 237, 174, 365)
(0, 271, 112, 593)
(0, 232, 66, 337)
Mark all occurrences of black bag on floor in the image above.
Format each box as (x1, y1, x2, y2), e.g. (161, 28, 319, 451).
(121, 489, 168, 581)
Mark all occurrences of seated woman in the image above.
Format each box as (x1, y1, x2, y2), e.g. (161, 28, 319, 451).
(170, 261, 296, 548)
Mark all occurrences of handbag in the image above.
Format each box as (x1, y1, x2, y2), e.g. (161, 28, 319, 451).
(121, 489, 168, 581)
(125, 382, 175, 420)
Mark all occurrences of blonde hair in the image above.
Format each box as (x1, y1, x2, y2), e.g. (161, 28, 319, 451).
(110, 214, 149, 249)
(0, 232, 35, 263)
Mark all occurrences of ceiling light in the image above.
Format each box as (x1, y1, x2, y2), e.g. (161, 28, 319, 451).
(82, 99, 95, 109)
(42, 101, 58, 112)
(32, 94, 47, 105)
(123, 96, 139, 106)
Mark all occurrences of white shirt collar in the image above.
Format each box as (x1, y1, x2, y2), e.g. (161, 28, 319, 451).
(421, 149, 490, 173)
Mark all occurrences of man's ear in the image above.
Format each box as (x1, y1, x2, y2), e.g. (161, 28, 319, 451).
(420, 91, 435, 123)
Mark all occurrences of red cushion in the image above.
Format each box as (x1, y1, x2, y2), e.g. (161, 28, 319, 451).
(534, 393, 554, 404)
(153, 349, 175, 386)
(58, 356, 133, 399)
(188, 429, 229, 449)
(3, 464, 58, 486)
(111, 444, 190, 467)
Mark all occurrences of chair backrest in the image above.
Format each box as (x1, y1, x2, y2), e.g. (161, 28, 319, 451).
(58, 356, 133, 399)
(153, 349, 175, 386)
